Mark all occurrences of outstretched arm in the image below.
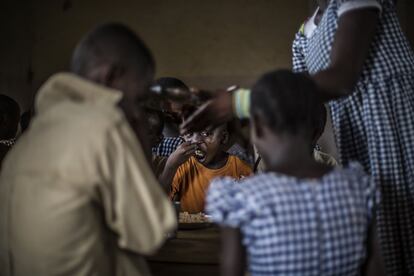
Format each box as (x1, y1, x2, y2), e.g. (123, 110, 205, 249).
(312, 8, 379, 101)
(220, 227, 247, 276)
(362, 219, 386, 276)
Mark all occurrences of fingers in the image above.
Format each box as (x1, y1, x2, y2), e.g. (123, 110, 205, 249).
(178, 142, 197, 153)
(184, 147, 196, 156)
(176, 142, 197, 162)
(179, 141, 192, 147)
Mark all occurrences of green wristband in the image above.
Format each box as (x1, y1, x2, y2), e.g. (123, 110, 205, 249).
(233, 88, 251, 119)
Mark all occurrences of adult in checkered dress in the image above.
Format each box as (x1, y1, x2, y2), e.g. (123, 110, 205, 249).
(292, 0, 414, 274)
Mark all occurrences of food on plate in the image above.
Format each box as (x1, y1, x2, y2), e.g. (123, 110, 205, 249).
(178, 212, 211, 223)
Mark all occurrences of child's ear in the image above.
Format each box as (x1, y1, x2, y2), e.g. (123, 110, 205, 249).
(252, 113, 264, 139)
(221, 129, 230, 145)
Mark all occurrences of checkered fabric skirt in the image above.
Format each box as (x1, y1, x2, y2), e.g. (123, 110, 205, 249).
(330, 73, 414, 275)
(291, 0, 414, 273)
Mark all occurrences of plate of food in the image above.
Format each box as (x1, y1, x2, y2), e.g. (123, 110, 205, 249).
(178, 212, 213, 230)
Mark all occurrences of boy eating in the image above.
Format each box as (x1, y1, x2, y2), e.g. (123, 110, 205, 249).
(159, 124, 252, 213)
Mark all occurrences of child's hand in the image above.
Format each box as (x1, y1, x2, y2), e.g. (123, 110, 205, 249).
(167, 141, 197, 169)
(159, 142, 196, 194)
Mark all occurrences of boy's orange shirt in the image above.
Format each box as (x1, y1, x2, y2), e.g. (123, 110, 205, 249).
(170, 155, 252, 213)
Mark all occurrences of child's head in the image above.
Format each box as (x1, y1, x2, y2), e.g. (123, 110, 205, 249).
(183, 124, 229, 165)
(145, 108, 164, 147)
(154, 77, 190, 123)
(0, 95, 20, 140)
(250, 70, 323, 160)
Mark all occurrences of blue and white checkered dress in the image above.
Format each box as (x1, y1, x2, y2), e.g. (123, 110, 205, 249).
(292, 1, 414, 274)
(152, 137, 183, 156)
(207, 163, 376, 276)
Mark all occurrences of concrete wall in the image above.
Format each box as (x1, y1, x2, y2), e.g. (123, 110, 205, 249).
(1, 0, 413, 158)
(0, 1, 34, 111)
(3, 0, 413, 110)
(31, 0, 308, 91)
(397, 0, 414, 47)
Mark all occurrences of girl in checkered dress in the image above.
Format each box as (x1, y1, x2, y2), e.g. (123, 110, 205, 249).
(292, 1, 414, 274)
(206, 71, 383, 276)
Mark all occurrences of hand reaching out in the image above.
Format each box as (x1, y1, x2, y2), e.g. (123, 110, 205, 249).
(180, 90, 234, 134)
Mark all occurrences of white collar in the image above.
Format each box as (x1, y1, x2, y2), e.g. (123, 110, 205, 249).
(303, 8, 319, 38)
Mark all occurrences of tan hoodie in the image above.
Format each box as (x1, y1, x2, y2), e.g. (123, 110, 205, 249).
(0, 73, 176, 276)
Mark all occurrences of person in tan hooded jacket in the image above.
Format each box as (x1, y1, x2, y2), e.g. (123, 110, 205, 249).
(0, 23, 176, 276)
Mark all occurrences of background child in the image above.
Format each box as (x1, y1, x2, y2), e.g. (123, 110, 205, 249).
(145, 108, 169, 177)
(160, 124, 252, 213)
(206, 70, 383, 276)
(155, 77, 190, 137)
(151, 77, 189, 157)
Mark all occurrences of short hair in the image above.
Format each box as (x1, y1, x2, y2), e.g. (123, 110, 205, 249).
(0, 95, 20, 139)
(251, 70, 323, 137)
(71, 23, 154, 77)
(154, 77, 189, 91)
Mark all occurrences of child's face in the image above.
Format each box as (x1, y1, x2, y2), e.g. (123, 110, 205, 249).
(183, 125, 228, 165)
(161, 100, 185, 125)
(147, 114, 164, 148)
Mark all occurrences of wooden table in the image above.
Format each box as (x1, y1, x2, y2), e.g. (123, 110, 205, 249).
(147, 225, 220, 276)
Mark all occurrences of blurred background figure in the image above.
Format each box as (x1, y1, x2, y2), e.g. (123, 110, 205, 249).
(0, 23, 176, 276)
(155, 77, 190, 137)
(150, 77, 189, 158)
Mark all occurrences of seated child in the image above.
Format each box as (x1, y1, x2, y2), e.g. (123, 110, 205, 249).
(155, 77, 190, 137)
(159, 124, 252, 213)
(151, 77, 189, 156)
(206, 70, 383, 276)
(145, 108, 169, 176)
